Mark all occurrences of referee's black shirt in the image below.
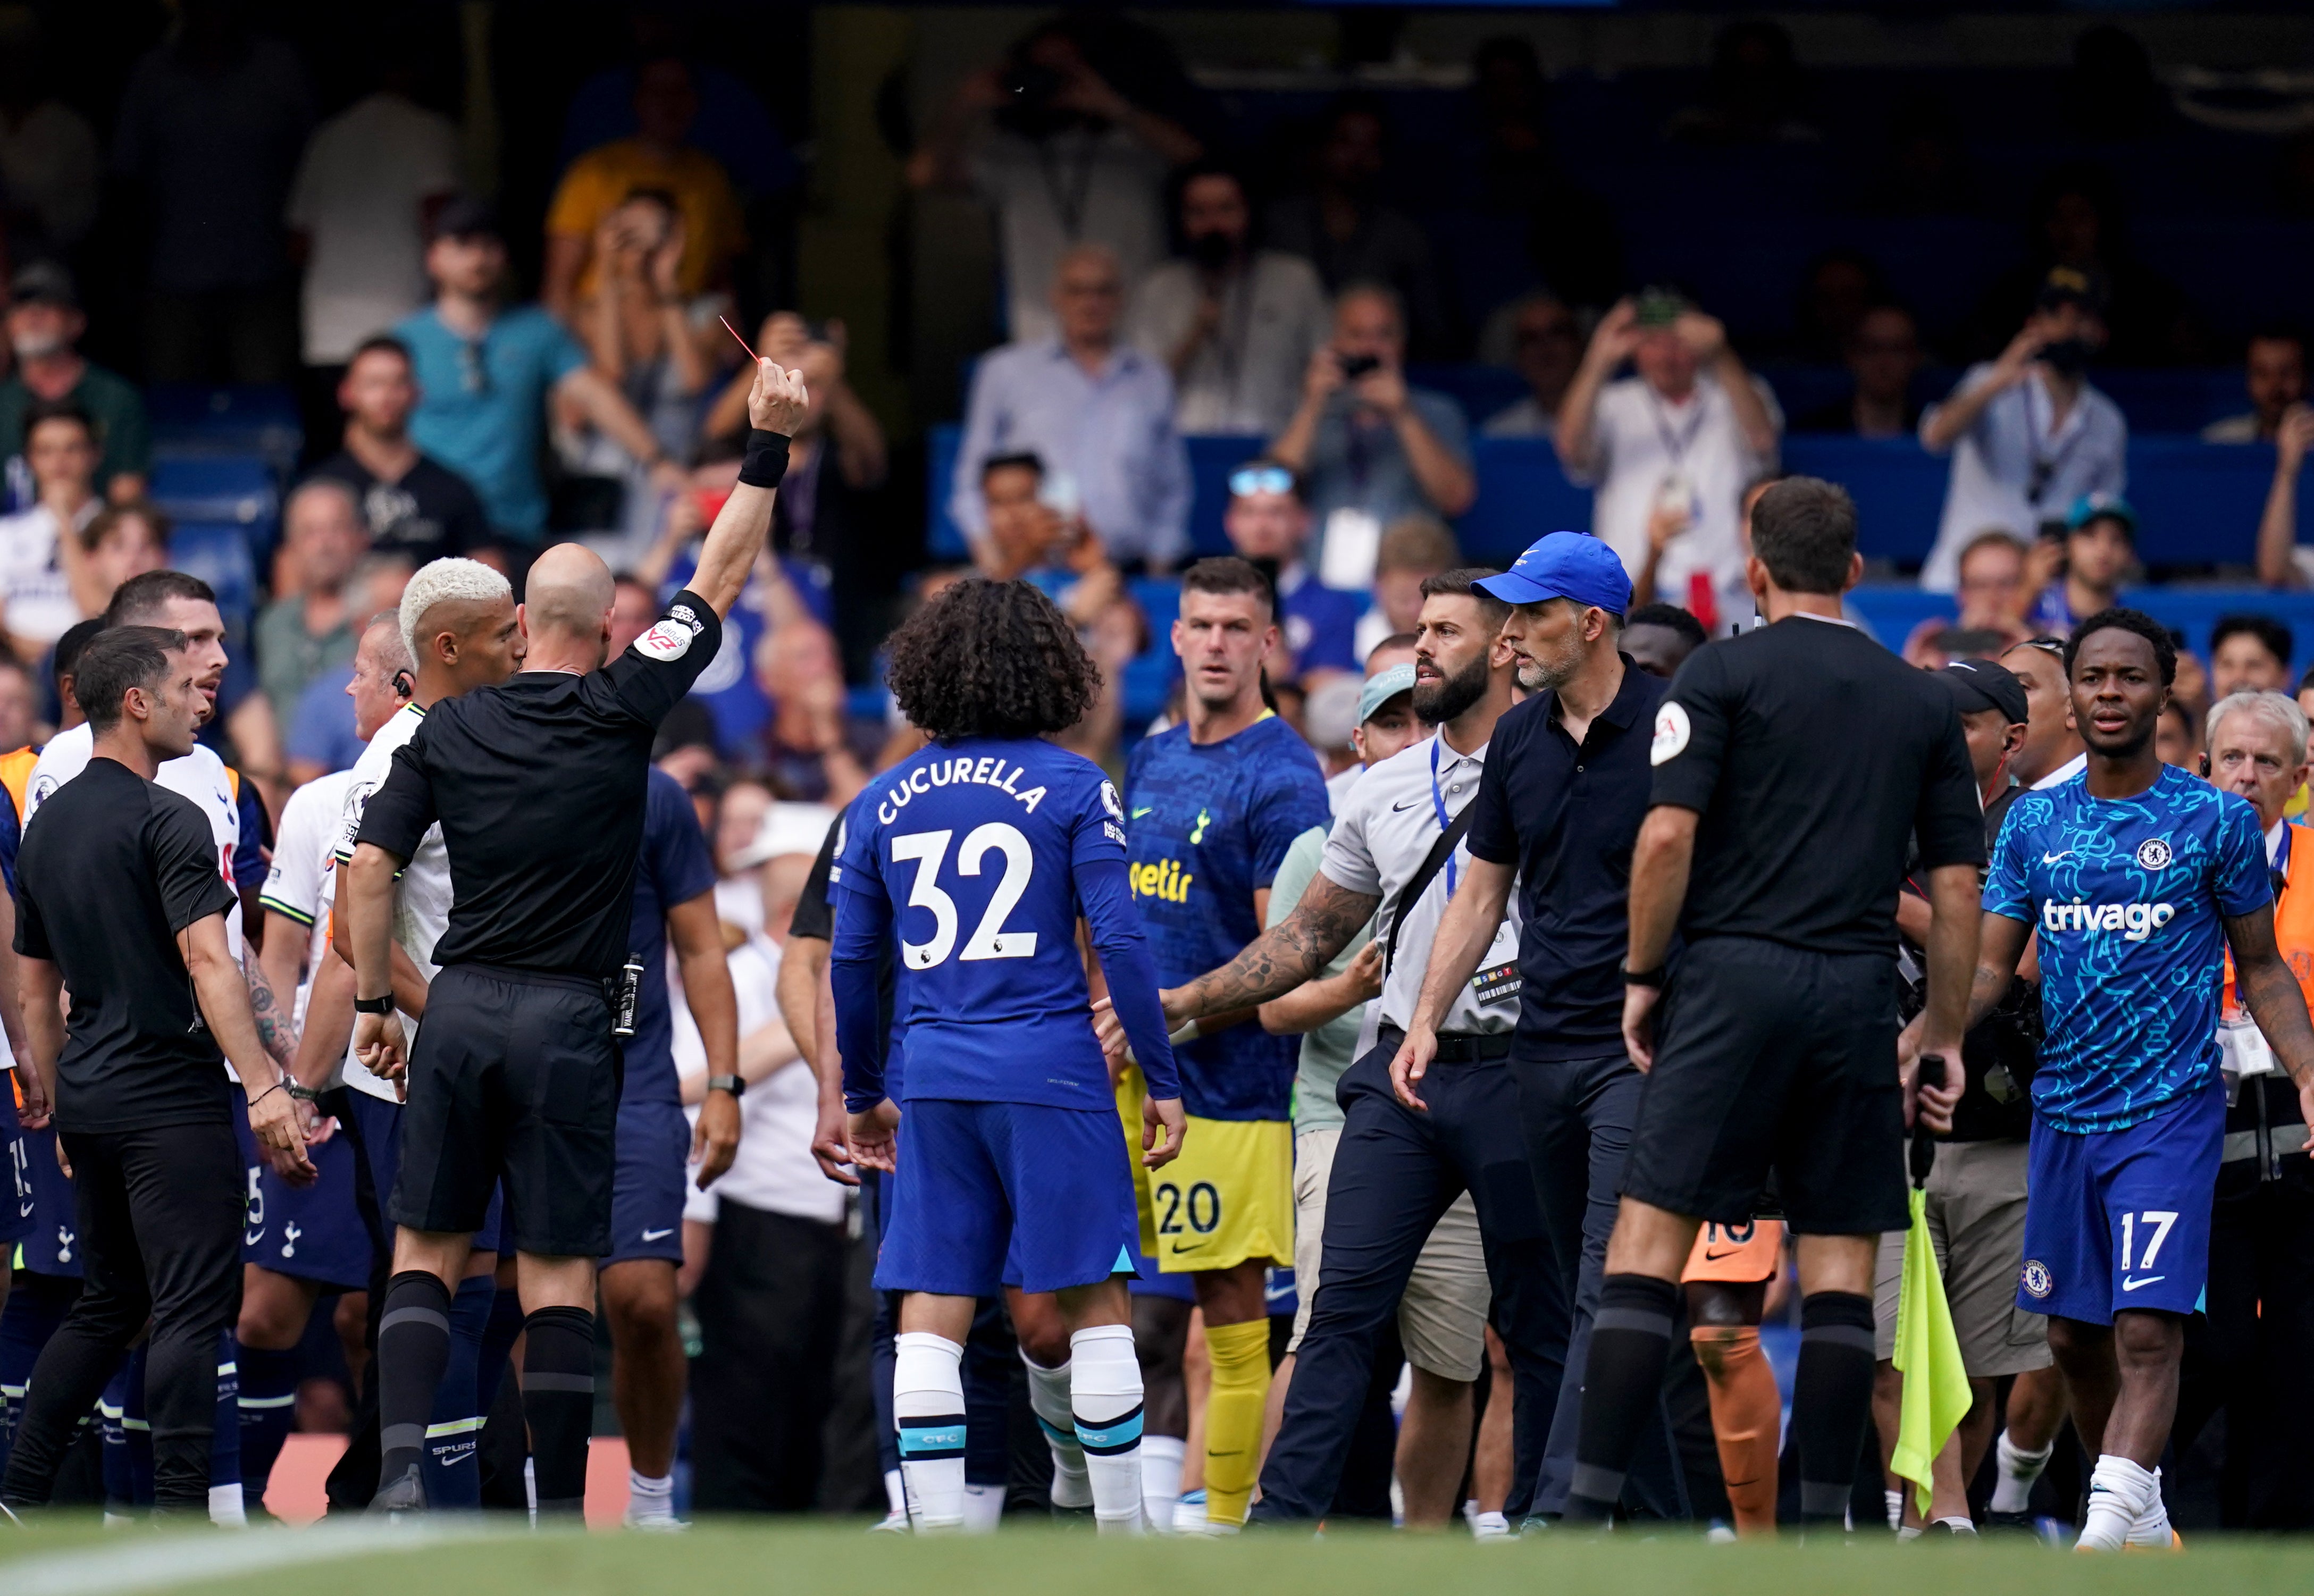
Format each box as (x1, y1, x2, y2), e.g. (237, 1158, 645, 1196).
(1648, 615, 1983, 955)
(1465, 656, 1666, 1060)
(14, 758, 238, 1132)
(356, 590, 723, 980)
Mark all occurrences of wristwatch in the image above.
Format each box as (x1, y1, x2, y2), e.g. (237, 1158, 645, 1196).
(285, 1081, 325, 1104)
(707, 1074, 745, 1098)
(353, 994, 395, 1015)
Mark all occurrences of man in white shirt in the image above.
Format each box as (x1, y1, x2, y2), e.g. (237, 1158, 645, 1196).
(292, 559, 524, 1507)
(1127, 165, 1329, 439)
(2203, 329, 2304, 445)
(0, 399, 100, 659)
(1555, 291, 1782, 633)
(678, 844, 852, 1513)
(284, 64, 460, 371)
(1919, 267, 2128, 592)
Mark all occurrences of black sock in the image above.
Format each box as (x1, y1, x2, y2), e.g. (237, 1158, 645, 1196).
(1793, 1291, 1876, 1525)
(375, 1271, 454, 1493)
(521, 1306, 596, 1514)
(1563, 1273, 1679, 1523)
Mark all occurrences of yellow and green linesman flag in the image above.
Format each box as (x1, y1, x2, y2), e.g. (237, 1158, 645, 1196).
(1889, 1186, 1972, 1517)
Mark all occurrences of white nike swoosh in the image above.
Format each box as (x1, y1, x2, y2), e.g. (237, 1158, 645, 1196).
(2121, 1274, 2165, 1291)
(2042, 851, 2073, 864)
(641, 1228, 675, 1242)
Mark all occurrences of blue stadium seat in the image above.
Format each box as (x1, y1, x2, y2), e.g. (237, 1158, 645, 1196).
(167, 520, 258, 635)
(148, 456, 281, 568)
(146, 384, 303, 473)
(1848, 584, 2314, 683)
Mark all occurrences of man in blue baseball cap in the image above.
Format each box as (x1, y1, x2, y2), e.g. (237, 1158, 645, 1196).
(2026, 492, 2134, 635)
(1394, 528, 1690, 1521)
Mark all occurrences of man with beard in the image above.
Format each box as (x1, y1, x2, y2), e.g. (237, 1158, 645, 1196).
(1112, 570, 1566, 1526)
(1392, 532, 1685, 1523)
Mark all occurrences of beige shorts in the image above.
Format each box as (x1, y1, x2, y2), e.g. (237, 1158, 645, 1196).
(1287, 1126, 1489, 1382)
(1873, 1138, 2051, 1377)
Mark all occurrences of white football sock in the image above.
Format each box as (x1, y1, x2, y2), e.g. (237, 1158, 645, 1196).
(2126, 1466, 2174, 1548)
(883, 1467, 907, 1516)
(894, 1332, 967, 1532)
(1990, 1430, 2053, 1515)
(1021, 1351, 1093, 1509)
(1885, 1488, 1904, 1531)
(626, 1470, 676, 1524)
(1141, 1434, 1184, 1531)
(2077, 1455, 2157, 1552)
(1069, 1324, 1146, 1534)
(961, 1482, 1005, 1533)
(208, 1482, 245, 1528)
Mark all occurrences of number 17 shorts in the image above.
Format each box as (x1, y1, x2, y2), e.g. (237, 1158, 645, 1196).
(874, 1097, 1141, 1298)
(2018, 1079, 2222, 1325)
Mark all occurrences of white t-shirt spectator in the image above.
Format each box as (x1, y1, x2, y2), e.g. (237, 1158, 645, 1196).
(677, 933, 846, 1226)
(0, 499, 95, 648)
(1126, 252, 1331, 438)
(287, 91, 461, 365)
(974, 126, 1169, 346)
(1918, 367, 2126, 592)
(1563, 371, 1781, 628)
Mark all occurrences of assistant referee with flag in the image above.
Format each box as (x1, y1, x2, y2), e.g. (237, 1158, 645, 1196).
(1557, 478, 1985, 1530)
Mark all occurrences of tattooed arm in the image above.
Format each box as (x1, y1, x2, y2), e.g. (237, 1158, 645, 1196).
(244, 941, 300, 1074)
(1166, 871, 1380, 1028)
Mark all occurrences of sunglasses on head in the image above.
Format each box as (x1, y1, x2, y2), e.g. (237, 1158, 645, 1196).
(1229, 466, 1295, 499)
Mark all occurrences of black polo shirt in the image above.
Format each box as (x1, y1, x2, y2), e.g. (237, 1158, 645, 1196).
(357, 590, 722, 980)
(1649, 614, 1984, 956)
(1466, 656, 1665, 1061)
(14, 757, 238, 1133)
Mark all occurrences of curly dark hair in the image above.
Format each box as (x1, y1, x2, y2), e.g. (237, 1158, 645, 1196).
(2065, 606, 2177, 686)
(884, 577, 1102, 740)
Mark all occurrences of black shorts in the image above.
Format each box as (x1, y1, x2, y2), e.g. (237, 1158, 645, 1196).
(1621, 937, 1907, 1236)
(390, 963, 623, 1257)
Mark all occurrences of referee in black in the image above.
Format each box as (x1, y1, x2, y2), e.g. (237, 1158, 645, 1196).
(1557, 478, 1984, 1529)
(0, 628, 312, 1518)
(346, 358, 809, 1515)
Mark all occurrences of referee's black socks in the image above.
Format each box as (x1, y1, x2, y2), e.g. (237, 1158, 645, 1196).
(1793, 1291, 1876, 1526)
(1562, 1273, 1679, 1524)
(522, 1306, 597, 1516)
(375, 1271, 454, 1499)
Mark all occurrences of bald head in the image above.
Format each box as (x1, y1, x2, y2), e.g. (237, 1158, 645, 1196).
(522, 542, 618, 669)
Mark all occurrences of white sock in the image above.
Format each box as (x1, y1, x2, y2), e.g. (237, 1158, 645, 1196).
(1021, 1352, 1093, 1509)
(208, 1481, 245, 1528)
(1069, 1324, 1146, 1534)
(1885, 1487, 1904, 1531)
(524, 1456, 538, 1526)
(961, 1482, 1005, 1533)
(627, 1470, 675, 1523)
(2126, 1467, 2174, 1548)
(2077, 1455, 2158, 1552)
(1935, 1516, 1976, 1534)
(894, 1331, 967, 1532)
(1472, 1509, 1511, 1539)
(1141, 1434, 1184, 1531)
(883, 1467, 907, 1516)
(1990, 1430, 2053, 1515)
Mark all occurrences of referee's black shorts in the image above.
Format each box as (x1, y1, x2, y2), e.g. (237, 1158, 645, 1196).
(390, 963, 624, 1257)
(1621, 936, 1908, 1236)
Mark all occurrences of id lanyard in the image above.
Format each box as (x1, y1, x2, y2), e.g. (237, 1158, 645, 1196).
(1428, 736, 1459, 897)
(2274, 822, 2292, 902)
(2022, 375, 2085, 506)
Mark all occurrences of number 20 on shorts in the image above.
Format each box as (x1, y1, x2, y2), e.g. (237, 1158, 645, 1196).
(1155, 1181, 1223, 1237)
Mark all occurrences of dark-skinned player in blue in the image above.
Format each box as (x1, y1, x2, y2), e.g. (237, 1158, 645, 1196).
(836, 576, 1186, 1535)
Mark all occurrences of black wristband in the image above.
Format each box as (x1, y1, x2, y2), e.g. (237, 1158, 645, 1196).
(1621, 963, 1667, 989)
(738, 429, 791, 488)
(353, 994, 394, 1015)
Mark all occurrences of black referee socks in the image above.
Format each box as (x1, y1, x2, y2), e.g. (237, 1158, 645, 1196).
(375, 1271, 454, 1501)
(737, 429, 791, 488)
(1793, 1291, 1877, 1526)
(1562, 1273, 1679, 1524)
(522, 1306, 597, 1515)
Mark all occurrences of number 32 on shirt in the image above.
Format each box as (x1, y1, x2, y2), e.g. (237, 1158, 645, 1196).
(890, 824, 1038, 967)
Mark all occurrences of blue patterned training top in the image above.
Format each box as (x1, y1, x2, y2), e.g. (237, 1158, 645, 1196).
(1983, 762, 2270, 1133)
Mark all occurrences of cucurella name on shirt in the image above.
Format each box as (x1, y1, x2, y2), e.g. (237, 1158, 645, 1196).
(876, 754, 1051, 826)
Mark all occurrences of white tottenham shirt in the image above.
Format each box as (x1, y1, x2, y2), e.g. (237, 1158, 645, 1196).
(257, 769, 354, 1030)
(27, 722, 245, 954)
(1319, 729, 1523, 1049)
(678, 933, 847, 1227)
(333, 703, 453, 1103)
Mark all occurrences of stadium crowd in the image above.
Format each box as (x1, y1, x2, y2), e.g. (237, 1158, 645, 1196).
(2, 0, 2314, 1547)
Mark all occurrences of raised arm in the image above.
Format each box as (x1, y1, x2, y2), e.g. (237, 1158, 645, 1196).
(2256, 405, 2314, 589)
(686, 358, 811, 619)
(2226, 903, 2314, 1149)
(1921, 329, 2043, 454)
(1555, 299, 1640, 475)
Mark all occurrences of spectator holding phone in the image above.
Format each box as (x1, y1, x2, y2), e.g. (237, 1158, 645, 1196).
(1556, 288, 1781, 632)
(1269, 284, 1474, 590)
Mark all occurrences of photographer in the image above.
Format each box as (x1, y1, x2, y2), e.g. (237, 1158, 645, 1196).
(1269, 285, 1475, 589)
(908, 17, 1203, 346)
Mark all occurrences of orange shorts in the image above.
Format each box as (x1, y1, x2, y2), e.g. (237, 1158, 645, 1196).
(1681, 1217, 1785, 1284)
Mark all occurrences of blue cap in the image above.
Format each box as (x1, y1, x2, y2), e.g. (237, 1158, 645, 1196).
(1356, 663, 1416, 725)
(2066, 492, 2135, 536)
(1475, 531, 1633, 615)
